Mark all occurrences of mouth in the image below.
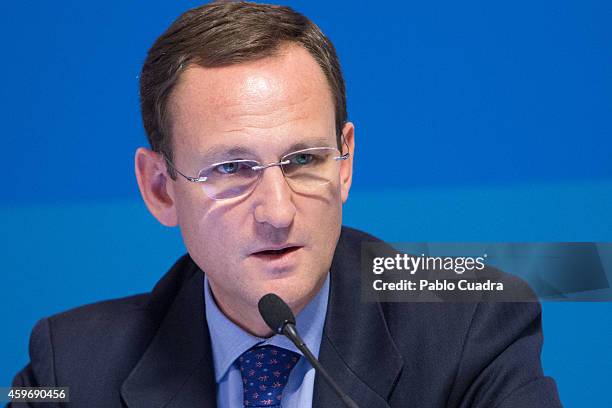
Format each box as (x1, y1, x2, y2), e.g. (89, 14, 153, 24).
(252, 246, 301, 258)
(249, 245, 303, 267)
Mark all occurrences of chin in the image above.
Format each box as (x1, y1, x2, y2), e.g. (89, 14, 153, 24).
(260, 275, 324, 311)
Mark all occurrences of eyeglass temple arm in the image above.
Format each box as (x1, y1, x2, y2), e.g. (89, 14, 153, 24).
(163, 154, 208, 183)
(334, 133, 351, 161)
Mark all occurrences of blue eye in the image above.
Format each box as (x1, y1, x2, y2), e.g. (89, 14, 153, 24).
(291, 153, 314, 165)
(216, 162, 241, 174)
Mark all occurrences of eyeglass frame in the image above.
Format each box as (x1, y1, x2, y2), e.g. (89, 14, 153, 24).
(163, 135, 351, 200)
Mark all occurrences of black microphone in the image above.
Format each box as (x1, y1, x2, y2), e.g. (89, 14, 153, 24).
(258, 293, 360, 408)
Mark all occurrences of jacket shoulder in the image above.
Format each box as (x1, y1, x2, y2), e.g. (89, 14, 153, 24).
(48, 292, 149, 323)
(45, 253, 200, 325)
(339, 225, 384, 244)
(16, 254, 200, 388)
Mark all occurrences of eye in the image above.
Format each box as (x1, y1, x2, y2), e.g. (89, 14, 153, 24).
(290, 153, 314, 165)
(214, 161, 246, 174)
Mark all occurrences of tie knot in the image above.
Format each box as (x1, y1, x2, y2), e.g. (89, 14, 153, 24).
(237, 345, 301, 407)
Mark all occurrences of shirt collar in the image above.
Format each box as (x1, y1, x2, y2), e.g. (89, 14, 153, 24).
(204, 273, 330, 383)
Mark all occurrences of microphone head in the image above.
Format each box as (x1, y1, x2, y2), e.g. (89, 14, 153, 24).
(258, 293, 296, 334)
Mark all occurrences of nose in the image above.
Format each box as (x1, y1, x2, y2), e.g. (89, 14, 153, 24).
(252, 166, 296, 229)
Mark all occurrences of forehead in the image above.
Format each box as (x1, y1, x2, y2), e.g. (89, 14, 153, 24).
(167, 44, 336, 159)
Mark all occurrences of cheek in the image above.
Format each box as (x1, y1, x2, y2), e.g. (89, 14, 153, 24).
(178, 196, 250, 264)
(174, 188, 223, 258)
(296, 184, 343, 237)
(323, 177, 344, 214)
(175, 190, 207, 236)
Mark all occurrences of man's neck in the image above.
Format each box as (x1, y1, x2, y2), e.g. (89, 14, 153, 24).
(207, 281, 323, 338)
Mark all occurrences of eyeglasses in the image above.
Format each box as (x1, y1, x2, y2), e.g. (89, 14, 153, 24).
(164, 138, 350, 200)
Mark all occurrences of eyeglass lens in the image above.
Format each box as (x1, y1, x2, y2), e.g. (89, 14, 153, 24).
(197, 148, 342, 200)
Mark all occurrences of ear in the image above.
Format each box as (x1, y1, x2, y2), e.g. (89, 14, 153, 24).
(134, 147, 178, 227)
(339, 122, 355, 204)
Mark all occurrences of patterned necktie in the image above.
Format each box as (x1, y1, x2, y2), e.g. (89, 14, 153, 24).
(237, 345, 301, 407)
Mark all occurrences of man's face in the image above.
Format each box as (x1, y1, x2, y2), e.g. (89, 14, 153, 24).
(164, 44, 354, 332)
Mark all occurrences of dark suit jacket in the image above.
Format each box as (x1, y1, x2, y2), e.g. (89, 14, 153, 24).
(11, 227, 562, 407)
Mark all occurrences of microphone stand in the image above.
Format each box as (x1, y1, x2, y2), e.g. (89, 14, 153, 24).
(282, 323, 360, 408)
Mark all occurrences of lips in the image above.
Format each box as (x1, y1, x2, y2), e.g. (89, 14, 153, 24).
(248, 244, 304, 271)
(252, 246, 301, 257)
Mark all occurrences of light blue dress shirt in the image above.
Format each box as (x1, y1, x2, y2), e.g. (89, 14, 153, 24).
(204, 274, 330, 408)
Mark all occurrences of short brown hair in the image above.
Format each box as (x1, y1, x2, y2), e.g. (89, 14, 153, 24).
(139, 1, 347, 177)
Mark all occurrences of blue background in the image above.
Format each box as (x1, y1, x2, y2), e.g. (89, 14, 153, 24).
(2, 1, 611, 405)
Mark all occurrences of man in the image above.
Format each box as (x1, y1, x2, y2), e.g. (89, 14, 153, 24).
(11, 1, 562, 407)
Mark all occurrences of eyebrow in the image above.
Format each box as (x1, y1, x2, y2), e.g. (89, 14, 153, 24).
(200, 137, 335, 162)
(202, 145, 254, 161)
(284, 137, 335, 153)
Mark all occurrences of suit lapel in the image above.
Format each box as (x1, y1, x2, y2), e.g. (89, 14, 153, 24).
(120, 267, 217, 408)
(313, 229, 404, 407)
